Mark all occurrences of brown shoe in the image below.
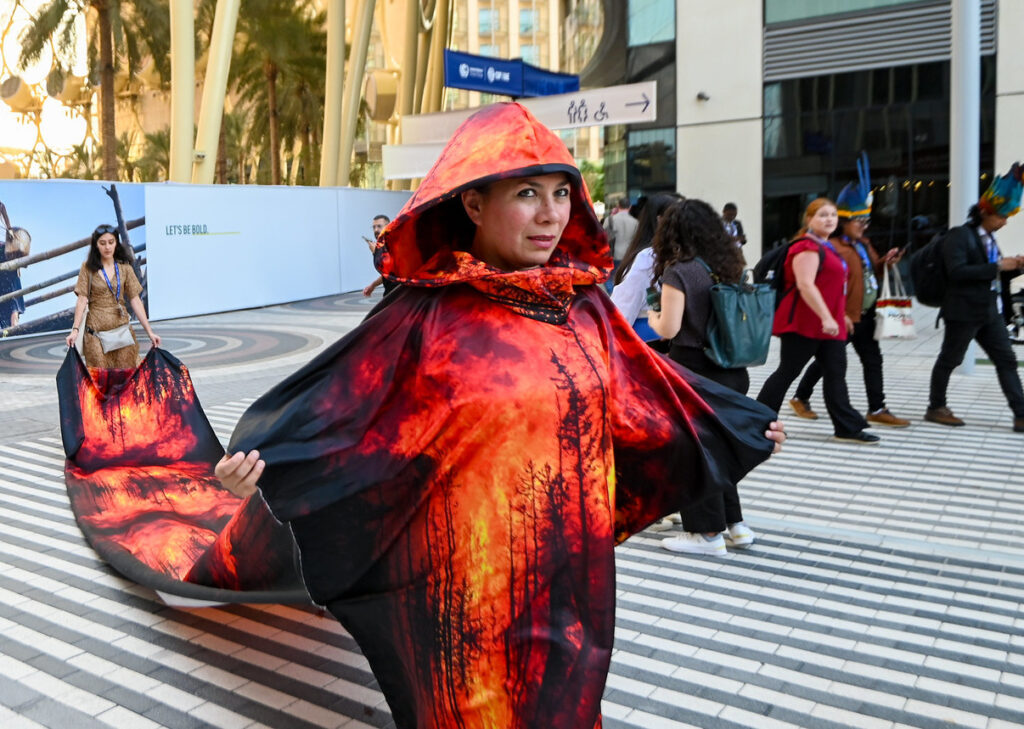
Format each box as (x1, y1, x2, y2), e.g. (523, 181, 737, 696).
(866, 408, 911, 428)
(788, 398, 819, 420)
(924, 406, 965, 426)
(1014, 418, 1024, 433)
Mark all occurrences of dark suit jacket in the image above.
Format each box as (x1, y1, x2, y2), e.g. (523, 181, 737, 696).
(941, 224, 1000, 322)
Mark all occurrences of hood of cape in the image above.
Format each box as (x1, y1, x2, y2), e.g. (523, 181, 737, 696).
(375, 103, 611, 302)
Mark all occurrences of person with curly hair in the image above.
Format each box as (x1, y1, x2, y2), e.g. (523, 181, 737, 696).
(609, 192, 683, 343)
(646, 198, 757, 556)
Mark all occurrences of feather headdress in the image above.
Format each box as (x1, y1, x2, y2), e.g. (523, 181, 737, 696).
(836, 152, 873, 219)
(978, 162, 1023, 218)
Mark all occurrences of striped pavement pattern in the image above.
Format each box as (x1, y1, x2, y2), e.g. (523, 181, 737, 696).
(3, 393, 1024, 729)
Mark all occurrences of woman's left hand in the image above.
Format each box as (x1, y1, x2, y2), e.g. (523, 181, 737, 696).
(766, 420, 786, 453)
(149, 332, 161, 348)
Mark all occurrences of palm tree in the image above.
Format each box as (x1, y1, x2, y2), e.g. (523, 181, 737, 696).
(135, 127, 171, 181)
(228, 0, 326, 185)
(19, 0, 171, 182)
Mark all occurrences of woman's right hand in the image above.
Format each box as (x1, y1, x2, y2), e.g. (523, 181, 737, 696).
(65, 330, 77, 348)
(215, 450, 264, 498)
(821, 315, 839, 337)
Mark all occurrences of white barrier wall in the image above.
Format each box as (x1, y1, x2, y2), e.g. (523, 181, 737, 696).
(0, 180, 410, 335)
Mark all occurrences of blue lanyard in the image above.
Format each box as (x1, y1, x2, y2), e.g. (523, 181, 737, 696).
(984, 234, 999, 264)
(845, 237, 872, 272)
(817, 238, 848, 275)
(101, 263, 121, 302)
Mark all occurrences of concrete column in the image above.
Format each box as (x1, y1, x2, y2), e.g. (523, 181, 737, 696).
(675, 0, 763, 254)
(950, 0, 982, 376)
(338, 0, 376, 185)
(320, 0, 346, 185)
(168, 0, 195, 182)
(948, 0, 981, 228)
(192, 0, 241, 184)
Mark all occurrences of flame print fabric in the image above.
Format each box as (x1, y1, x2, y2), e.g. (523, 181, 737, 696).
(57, 348, 305, 602)
(228, 98, 775, 729)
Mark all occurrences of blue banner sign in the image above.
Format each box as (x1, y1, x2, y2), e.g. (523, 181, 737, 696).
(444, 50, 579, 98)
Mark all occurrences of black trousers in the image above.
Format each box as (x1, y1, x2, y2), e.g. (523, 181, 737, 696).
(757, 333, 868, 437)
(669, 346, 747, 533)
(795, 308, 886, 412)
(929, 310, 1024, 418)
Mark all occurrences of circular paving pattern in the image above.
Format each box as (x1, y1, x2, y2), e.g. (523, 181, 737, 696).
(281, 290, 381, 312)
(0, 327, 321, 374)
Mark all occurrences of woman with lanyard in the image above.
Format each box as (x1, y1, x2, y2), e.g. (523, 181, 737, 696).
(789, 155, 909, 427)
(65, 224, 160, 368)
(756, 197, 879, 443)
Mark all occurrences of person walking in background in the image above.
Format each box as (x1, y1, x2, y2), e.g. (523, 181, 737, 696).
(722, 202, 746, 247)
(0, 201, 30, 330)
(361, 214, 394, 297)
(646, 198, 757, 555)
(925, 163, 1024, 433)
(609, 192, 683, 343)
(757, 198, 879, 444)
(603, 196, 638, 291)
(604, 196, 638, 265)
(64, 224, 160, 368)
(789, 155, 910, 427)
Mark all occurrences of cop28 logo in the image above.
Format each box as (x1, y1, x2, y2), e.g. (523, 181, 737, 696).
(486, 67, 495, 82)
(459, 63, 470, 79)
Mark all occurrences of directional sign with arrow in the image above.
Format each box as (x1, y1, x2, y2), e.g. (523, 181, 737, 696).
(387, 82, 658, 178)
(399, 81, 658, 146)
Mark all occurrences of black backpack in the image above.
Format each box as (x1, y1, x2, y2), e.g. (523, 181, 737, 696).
(909, 229, 949, 308)
(752, 240, 825, 310)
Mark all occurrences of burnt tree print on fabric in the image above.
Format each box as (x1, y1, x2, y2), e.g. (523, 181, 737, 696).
(230, 103, 778, 728)
(57, 348, 304, 602)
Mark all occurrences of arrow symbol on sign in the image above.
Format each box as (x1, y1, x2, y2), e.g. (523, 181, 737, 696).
(625, 93, 650, 113)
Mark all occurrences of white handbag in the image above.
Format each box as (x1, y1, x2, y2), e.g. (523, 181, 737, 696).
(94, 323, 134, 353)
(874, 266, 916, 340)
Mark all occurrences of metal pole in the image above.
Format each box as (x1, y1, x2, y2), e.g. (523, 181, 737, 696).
(338, 0, 376, 185)
(320, 0, 346, 186)
(192, 0, 242, 184)
(168, 0, 195, 182)
(950, 0, 981, 375)
(399, 0, 418, 129)
(949, 0, 981, 226)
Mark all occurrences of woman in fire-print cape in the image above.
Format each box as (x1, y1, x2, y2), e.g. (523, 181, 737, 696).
(57, 347, 305, 603)
(223, 103, 783, 728)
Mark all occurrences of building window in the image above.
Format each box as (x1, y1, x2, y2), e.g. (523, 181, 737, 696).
(520, 8, 538, 34)
(628, 0, 674, 47)
(765, 0, 920, 25)
(520, 44, 540, 65)
(479, 8, 497, 34)
(627, 127, 676, 193)
(479, 44, 499, 57)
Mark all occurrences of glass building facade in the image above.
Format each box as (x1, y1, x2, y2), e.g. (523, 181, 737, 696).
(763, 58, 996, 252)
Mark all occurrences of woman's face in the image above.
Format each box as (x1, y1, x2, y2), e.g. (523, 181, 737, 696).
(462, 172, 572, 271)
(96, 233, 118, 262)
(843, 218, 868, 239)
(806, 204, 838, 238)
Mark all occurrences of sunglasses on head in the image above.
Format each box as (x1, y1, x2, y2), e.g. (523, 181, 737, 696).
(94, 225, 117, 235)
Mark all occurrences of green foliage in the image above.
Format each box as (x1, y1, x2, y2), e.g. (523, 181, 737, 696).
(579, 159, 604, 203)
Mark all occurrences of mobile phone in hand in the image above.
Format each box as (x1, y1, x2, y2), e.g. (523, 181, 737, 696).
(645, 285, 661, 312)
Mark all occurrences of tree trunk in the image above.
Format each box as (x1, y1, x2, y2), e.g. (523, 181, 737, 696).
(265, 60, 281, 185)
(96, 0, 118, 181)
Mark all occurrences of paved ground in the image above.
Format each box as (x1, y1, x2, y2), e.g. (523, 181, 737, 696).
(1, 292, 1024, 729)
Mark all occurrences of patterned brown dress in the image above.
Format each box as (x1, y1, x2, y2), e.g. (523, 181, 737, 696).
(74, 262, 142, 369)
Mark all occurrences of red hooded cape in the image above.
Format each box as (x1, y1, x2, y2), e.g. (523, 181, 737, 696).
(230, 103, 776, 728)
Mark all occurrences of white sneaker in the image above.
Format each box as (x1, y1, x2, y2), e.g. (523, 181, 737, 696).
(647, 518, 675, 532)
(660, 532, 726, 556)
(724, 522, 755, 547)
(668, 513, 682, 524)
